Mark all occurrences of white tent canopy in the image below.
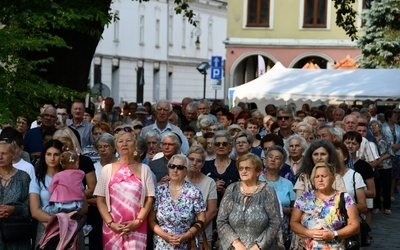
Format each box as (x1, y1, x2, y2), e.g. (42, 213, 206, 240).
(229, 62, 400, 112)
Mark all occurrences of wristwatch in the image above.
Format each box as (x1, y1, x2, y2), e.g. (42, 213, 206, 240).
(333, 230, 339, 240)
(106, 220, 114, 228)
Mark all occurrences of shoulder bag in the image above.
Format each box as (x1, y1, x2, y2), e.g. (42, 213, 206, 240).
(351, 172, 371, 247)
(339, 192, 360, 250)
(188, 220, 211, 250)
(1, 217, 33, 242)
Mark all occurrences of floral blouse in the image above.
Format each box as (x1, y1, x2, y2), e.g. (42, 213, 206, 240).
(294, 191, 354, 250)
(153, 181, 206, 250)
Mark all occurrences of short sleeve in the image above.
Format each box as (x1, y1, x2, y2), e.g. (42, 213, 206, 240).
(208, 178, 218, 200)
(343, 192, 355, 210)
(29, 177, 40, 194)
(192, 186, 206, 214)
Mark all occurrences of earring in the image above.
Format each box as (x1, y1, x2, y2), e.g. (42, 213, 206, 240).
(134, 151, 138, 156)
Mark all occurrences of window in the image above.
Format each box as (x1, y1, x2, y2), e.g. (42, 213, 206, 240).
(182, 17, 186, 48)
(155, 19, 160, 48)
(113, 10, 119, 42)
(303, 0, 327, 28)
(247, 0, 270, 27)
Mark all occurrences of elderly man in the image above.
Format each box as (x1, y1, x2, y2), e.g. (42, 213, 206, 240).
(185, 101, 199, 132)
(67, 101, 94, 148)
(276, 105, 295, 141)
(178, 97, 192, 128)
(369, 104, 378, 121)
(316, 125, 339, 142)
(140, 99, 189, 154)
(103, 97, 122, 126)
(24, 106, 58, 161)
(342, 115, 379, 168)
(331, 108, 345, 125)
(197, 99, 217, 122)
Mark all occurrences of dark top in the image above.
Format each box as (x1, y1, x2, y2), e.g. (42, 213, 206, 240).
(201, 159, 239, 205)
(24, 127, 57, 155)
(79, 155, 95, 187)
(354, 159, 375, 181)
(149, 157, 169, 183)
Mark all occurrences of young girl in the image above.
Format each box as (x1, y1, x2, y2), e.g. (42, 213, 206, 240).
(43, 150, 85, 214)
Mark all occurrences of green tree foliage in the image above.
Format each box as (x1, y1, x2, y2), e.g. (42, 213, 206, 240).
(333, 0, 359, 41)
(0, 0, 194, 125)
(357, 0, 400, 68)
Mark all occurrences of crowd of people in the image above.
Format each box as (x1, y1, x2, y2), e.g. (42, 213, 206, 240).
(0, 96, 399, 250)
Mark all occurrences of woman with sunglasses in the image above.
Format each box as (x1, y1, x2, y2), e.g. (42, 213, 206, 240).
(149, 154, 206, 249)
(217, 153, 282, 250)
(185, 146, 218, 247)
(201, 130, 240, 205)
(94, 127, 155, 249)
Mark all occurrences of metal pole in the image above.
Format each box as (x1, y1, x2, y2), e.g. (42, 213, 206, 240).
(203, 72, 207, 99)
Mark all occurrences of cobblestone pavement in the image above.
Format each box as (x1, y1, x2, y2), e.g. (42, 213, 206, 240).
(368, 191, 400, 249)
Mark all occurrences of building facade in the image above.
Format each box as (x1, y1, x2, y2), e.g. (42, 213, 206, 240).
(225, 0, 368, 99)
(91, 0, 227, 105)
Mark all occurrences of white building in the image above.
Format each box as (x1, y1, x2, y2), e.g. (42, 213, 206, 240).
(91, 0, 227, 105)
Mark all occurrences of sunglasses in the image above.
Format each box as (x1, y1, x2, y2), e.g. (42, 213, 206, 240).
(167, 164, 186, 170)
(114, 126, 133, 134)
(0, 138, 14, 144)
(214, 141, 229, 147)
(133, 125, 143, 130)
(277, 116, 291, 121)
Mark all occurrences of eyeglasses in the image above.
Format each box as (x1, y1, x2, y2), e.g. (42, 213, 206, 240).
(214, 142, 229, 147)
(277, 116, 291, 121)
(97, 145, 111, 150)
(133, 125, 143, 130)
(114, 126, 133, 134)
(238, 166, 253, 172)
(370, 125, 380, 129)
(188, 157, 203, 164)
(167, 164, 186, 170)
(17, 121, 27, 126)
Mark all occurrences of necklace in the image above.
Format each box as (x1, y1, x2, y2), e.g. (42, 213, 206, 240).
(240, 182, 259, 197)
(170, 182, 184, 191)
(0, 177, 11, 187)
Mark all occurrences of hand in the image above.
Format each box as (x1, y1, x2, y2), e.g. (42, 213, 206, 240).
(158, 175, 170, 185)
(0, 205, 8, 219)
(109, 222, 125, 235)
(312, 227, 334, 241)
(166, 234, 181, 246)
(216, 179, 225, 192)
(120, 220, 141, 235)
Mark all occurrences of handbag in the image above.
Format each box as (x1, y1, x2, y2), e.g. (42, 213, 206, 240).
(1, 217, 33, 242)
(351, 172, 371, 247)
(188, 220, 211, 250)
(339, 192, 360, 250)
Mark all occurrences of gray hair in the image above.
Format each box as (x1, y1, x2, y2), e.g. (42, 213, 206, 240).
(162, 132, 182, 151)
(145, 130, 161, 142)
(186, 102, 198, 112)
(266, 145, 288, 163)
(197, 114, 214, 129)
(197, 99, 210, 108)
(211, 130, 234, 146)
(295, 122, 313, 133)
(235, 130, 254, 145)
(277, 105, 294, 118)
(157, 99, 173, 112)
(136, 136, 147, 155)
(168, 154, 189, 169)
(284, 134, 308, 154)
(186, 146, 207, 161)
(94, 133, 115, 150)
(303, 116, 317, 124)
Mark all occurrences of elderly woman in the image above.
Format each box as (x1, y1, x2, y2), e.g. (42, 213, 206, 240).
(290, 162, 360, 250)
(83, 121, 112, 164)
(0, 139, 31, 249)
(201, 130, 240, 205)
(197, 114, 215, 136)
(149, 132, 181, 185)
(144, 130, 161, 164)
(185, 146, 218, 246)
(94, 127, 155, 249)
(260, 145, 295, 249)
(30, 140, 88, 247)
(285, 134, 308, 176)
(295, 122, 313, 142)
(234, 130, 254, 160)
(88, 133, 117, 250)
(149, 154, 206, 249)
(370, 120, 394, 214)
(217, 153, 282, 249)
(294, 139, 346, 198)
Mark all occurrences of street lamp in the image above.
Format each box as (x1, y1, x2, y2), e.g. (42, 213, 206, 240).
(197, 62, 210, 99)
